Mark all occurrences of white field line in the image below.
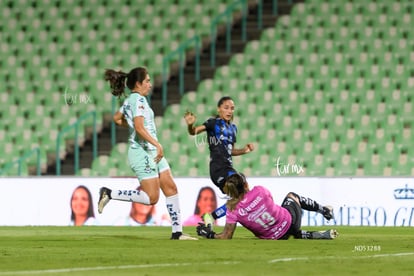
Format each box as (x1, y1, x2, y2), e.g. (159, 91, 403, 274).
(0, 262, 240, 275)
(268, 252, 414, 263)
(0, 253, 413, 275)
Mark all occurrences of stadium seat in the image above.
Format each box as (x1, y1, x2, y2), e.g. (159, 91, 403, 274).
(3, 0, 413, 177)
(90, 155, 112, 176)
(118, 0, 414, 177)
(0, 0, 245, 176)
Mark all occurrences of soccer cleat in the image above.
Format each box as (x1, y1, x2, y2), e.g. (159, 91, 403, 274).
(322, 205, 334, 220)
(98, 187, 112, 214)
(202, 213, 214, 230)
(170, 232, 198, 240)
(311, 229, 338, 240)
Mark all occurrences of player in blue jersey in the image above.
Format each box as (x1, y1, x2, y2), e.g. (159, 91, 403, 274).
(184, 96, 254, 226)
(98, 67, 196, 240)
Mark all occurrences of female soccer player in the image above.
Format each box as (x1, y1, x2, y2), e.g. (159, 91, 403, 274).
(196, 173, 337, 240)
(98, 67, 196, 240)
(184, 96, 254, 225)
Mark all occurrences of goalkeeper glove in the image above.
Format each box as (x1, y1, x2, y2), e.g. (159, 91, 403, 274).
(196, 223, 215, 239)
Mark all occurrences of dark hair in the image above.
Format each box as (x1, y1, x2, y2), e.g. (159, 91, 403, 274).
(217, 96, 233, 107)
(193, 186, 217, 215)
(104, 67, 148, 97)
(70, 185, 95, 222)
(216, 96, 234, 121)
(223, 173, 247, 211)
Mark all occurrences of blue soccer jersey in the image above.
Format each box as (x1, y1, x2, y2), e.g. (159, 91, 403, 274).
(203, 117, 238, 188)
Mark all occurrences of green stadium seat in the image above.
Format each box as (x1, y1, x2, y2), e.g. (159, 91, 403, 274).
(110, 142, 128, 164)
(90, 155, 113, 176)
(393, 150, 412, 176)
(78, 168, 92, 176)
(335, 154, 357, 176)
(4, 0, 414, 177)
(1, 162, 29, 177)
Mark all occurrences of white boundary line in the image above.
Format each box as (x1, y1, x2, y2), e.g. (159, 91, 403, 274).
(268, 252, 414, 263)
(1, 253, 413, 275)
(0, 262, 240, 275)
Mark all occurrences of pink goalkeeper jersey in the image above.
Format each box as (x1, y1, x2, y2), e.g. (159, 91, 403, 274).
(226, 186, 292, 240)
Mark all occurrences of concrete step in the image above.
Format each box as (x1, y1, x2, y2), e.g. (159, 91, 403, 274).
(44, 0, 298, 176)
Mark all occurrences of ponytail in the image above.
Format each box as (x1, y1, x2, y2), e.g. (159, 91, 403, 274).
(104, 69, 128, 98)
(104, 67, 148, 98)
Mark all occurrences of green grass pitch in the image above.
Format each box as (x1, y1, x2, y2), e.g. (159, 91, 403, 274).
(0, 226, 413, 275)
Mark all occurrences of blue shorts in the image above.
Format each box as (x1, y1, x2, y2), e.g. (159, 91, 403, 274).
(128, 147, 170, 181)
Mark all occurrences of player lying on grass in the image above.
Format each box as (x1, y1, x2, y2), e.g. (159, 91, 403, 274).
(196, 173, 338, 240)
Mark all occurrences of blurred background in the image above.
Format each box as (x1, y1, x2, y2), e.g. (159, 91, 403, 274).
(0, 0, 413, 177)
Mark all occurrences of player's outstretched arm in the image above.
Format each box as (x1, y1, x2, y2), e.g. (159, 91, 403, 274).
(214, 223, 236, 239)
(184, 111, 206, 135)
(231, 143, 255, 156)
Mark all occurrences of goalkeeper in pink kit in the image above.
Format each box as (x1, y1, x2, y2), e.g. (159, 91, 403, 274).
(197, 173, 338, 240)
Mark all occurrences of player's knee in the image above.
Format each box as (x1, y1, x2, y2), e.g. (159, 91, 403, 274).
(165, 185, 178, 195)
(286, 192, 297, 199)
(159, 181, 178, 197)
(148, 194, 159, 205)
(145, 188, 160, 205)
(286, 192, 300, 204)
(159, 171, 178, 196)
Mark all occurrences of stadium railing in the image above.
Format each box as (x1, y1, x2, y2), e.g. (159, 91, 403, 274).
(269, 0, 293, 16)
(210, 0, 248, 67)
(0, 147, 41, 176)
(55, 111, 98, 175)
(161, 35, 201, 109)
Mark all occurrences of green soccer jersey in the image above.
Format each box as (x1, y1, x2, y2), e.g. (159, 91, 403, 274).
(120, 92, 157, 151)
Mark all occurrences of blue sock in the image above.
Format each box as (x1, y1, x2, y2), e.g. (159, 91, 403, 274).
(212, 204, 227, 219)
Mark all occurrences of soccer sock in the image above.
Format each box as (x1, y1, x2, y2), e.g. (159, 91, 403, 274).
(110, 189, 150, 205)
(292, 192, 324, 213)
(166, 194, 182, 233)
(300, 230, 312, 239)
(211, 203, 227, 220)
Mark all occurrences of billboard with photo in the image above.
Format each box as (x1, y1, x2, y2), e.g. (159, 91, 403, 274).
(0, 177, 413, 226)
